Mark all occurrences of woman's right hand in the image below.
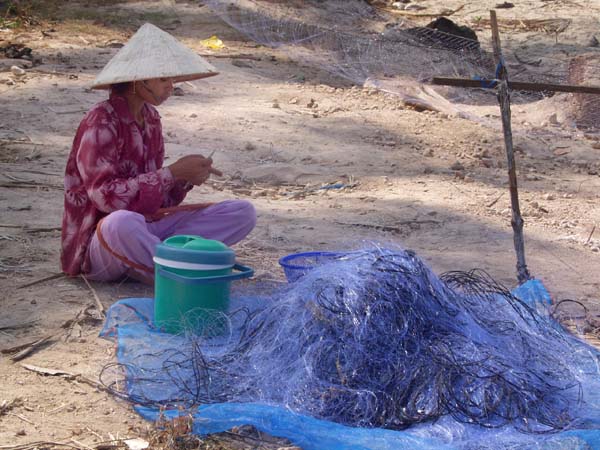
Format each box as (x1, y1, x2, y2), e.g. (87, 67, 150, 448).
(167, 154, 223, 186)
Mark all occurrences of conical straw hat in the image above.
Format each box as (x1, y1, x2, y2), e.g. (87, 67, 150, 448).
(91, 23, 218, 89)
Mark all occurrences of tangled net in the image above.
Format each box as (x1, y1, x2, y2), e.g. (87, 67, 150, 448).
(101, 247, 597, 434)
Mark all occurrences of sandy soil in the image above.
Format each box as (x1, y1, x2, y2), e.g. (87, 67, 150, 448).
(2, 0, 600, 448)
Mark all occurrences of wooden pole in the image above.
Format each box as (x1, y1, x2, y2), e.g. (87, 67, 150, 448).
(490, 10, 531, 283)
(431, 77, 600, 95)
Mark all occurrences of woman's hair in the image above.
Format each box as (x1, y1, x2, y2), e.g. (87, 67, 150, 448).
(110, 81, 132, 95)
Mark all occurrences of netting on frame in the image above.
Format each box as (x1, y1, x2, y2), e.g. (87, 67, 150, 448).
(203, 0, 600, 131)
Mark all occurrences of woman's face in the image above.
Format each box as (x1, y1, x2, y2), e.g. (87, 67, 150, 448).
(137, 77, 174, 106)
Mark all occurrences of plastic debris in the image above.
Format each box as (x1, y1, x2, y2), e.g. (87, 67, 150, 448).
(200, 35, 224, 50)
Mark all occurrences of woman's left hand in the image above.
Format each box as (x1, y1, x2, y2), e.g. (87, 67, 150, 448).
(168, 154, 223, 186)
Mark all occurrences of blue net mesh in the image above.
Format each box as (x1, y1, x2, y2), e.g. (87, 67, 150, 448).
(100, 246, 600, 449)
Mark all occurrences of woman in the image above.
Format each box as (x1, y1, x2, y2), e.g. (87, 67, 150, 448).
(61, 23, 256, 284)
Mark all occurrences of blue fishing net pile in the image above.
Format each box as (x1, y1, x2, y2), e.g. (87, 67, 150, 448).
(101, 246, 600, 448)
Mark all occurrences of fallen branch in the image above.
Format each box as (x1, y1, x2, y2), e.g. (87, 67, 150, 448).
(385, 4, 464, 17)
(6, 412, 34, 425)
(46, 107, 89, 115)
(198, 53, 262, 60)
(475, 17, 570, 33)
(1, 338, 45, 355)
(0, 397, 24, 415)
(4, 168, 62, 177)
(69, 439, 94, 450)
(334, 219, 440, 233)
(0, 181, 64, 189)
(0, 140, 45, 146)
(0, 319, 39, 332)
(486, 192, 505, 208)
(0, 262, 32, 273)
(2, 304, 101, 360)
(81, 275, 105, 317)
(202, 424, 294, 449)
(47, 403, 68, 414)
(0, 442, 81, 450)
(0, 223, 62, 232)
(61, 304, 103, 342)
(432, 76, 600, 95)
(26, 226, 62, 232)
(0, 233, 23, 241)
(20, 364, 71, 376)
(7, 334, 56, 362)
(221, 429, 291, 447)
(27, 68, 85, 77)
(586, 224, 596, 244)
(20, 364, 119, 397)
(85, 428, 104, 442)
(17, 272, 65, 289)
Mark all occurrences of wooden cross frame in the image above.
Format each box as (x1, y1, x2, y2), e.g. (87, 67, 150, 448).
(431, 10, 600, 284)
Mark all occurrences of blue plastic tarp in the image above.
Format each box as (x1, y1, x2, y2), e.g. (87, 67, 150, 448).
(100, 279, 600, 450)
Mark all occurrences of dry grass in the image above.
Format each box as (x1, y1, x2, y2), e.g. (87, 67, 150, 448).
(1, 0, 177, 32)
(148, 409, 204, 450)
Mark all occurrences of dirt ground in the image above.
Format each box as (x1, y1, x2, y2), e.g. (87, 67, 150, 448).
(2, 0, 600, 448)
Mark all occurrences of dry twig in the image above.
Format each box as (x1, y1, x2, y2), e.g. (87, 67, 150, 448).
(199, 53, 262, 60)
(334, 219, 440, 233)
(0, 319, 39, 332)
(0, 223, 62, 232)
(0, 442, 81, 450)
(81, 275, 106, 318)
(148, 409, 202, 449)
(20, 364, 122, 398)
(61, 304, 103, 342)
(6, 412, 34, 425)
(69, 439, 94, 450)
(586, 225, 596, 245)
(0, 397, 24, 415)
(384, 4, 464, 17)
(0, 180, 62, 189)
(17, 272, 65, 289)
(8, 334, 56, 362)
(486, 192, 505, 208)
(3, 168, 62, 177)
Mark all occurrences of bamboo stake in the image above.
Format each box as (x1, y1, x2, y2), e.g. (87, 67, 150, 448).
(490, 10, 531, 283)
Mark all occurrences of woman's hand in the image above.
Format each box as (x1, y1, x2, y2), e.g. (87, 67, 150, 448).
(167, 154, 223, 186)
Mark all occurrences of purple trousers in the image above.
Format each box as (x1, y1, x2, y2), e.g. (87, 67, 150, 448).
(85, 200, 256, 282)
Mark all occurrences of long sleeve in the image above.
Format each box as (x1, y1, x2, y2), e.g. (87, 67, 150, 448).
(76, 120, 174, 215)
(163, 178, 193, 207)
(153, 135, 193, 208)
(61, 95, 190, 275)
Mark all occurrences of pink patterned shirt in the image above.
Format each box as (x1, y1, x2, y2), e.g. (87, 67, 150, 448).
(61, 94, 190, 275)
